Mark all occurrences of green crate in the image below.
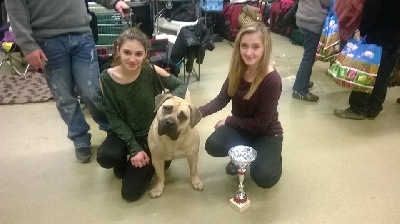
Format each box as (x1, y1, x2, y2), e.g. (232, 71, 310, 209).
(97, 19, 122, 25)
(95, 12, 121, 21)
(97, 34, 119, 45)
(97, 25, 123, 34)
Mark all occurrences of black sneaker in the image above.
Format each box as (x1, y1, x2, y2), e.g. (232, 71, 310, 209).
(292, 91, 319, 102)
(75, 147, 92, 163)
(226, 161, 238, 176)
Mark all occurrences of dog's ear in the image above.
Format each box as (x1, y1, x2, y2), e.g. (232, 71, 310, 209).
(189, 104, 202, 128)
(154, 93, 174, 112)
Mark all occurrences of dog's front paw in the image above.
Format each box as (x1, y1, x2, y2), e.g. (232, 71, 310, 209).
(191, 176, 204, 191)
(149, 182, 165, 198)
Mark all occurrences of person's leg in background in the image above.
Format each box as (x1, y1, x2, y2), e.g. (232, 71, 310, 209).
(335, 39, 400, 119)
(38, 35, 93, 163)
(72, 32, 109, 132)
(249, 135, 282, 188)
(366, 43, 400, 118)
(292, 28, 320, 102)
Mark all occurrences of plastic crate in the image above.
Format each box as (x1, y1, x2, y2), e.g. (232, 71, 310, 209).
(97, 34, 119, 46)
(96, 12, 121, 21)
(97, 25, 124, 34)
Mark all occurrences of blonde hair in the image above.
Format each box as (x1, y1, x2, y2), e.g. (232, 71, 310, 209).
(111, 27, 149, 67)
(228, 22, 272, 100)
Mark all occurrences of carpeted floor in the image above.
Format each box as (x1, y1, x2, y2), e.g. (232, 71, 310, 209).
(0, 72, 53, 105)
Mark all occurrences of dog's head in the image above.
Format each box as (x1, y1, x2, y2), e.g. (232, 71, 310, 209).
(154, 93, 202, 141)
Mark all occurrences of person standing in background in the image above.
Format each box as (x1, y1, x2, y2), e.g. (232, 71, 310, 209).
(292, 0, 332, 102)
(5, 0, 130, 163)
(333, 0, 400, 120)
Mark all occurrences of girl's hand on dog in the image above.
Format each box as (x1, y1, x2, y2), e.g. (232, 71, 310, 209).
(130, 151, 150, 168)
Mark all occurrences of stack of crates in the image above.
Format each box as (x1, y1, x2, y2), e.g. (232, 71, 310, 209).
(88, 2, 127, 51)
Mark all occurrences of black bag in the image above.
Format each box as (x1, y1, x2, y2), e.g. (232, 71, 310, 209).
(169, 3, 197, 22)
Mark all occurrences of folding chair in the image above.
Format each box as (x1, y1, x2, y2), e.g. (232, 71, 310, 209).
(148, 38, 179, 77)
(0, 24, 30, 76)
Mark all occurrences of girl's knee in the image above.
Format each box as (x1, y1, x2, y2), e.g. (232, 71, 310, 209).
(96, 148, 121, 169)
(121, 189, 144, 202)
(252, 170, 282, 188)
(254, 175, 281, 188)
(95, 153, 112, 169)
(204, 137, 225, 157)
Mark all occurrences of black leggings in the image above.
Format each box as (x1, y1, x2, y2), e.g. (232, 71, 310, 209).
(205, 125, 283, 188)
(96, 132, 154, 202)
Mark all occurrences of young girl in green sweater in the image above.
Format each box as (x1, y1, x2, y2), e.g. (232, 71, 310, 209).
(97, 27, 186, 202)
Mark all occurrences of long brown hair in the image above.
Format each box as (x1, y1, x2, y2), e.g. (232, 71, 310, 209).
(111, 27, 149, 67)
(228, 22, 272, 100)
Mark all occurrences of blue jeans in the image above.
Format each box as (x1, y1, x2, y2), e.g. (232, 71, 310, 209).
(36, 32, 109, 148)
(292, 28, 321, 95)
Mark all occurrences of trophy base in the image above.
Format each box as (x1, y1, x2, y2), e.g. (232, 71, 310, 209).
(229, 198, 251, 212)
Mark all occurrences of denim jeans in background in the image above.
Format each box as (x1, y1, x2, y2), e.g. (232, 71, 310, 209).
(36, 32, 109, 148)
(292, 28, 321, 95)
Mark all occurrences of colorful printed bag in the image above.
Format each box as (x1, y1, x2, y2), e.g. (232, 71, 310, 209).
(327, 38, 382, 93)
(315, 0, 340, 62)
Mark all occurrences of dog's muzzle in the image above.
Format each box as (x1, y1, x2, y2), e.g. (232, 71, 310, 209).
(157, 118, 179, 140)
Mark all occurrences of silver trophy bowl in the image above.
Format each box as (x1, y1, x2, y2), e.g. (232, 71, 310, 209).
(228, 145, 257, 170)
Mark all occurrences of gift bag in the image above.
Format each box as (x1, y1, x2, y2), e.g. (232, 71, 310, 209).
(327, 38, 382, 93)
(315, 0, 340, 62)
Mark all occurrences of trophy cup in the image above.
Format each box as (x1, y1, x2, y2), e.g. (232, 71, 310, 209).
(228, 145, 257, 212)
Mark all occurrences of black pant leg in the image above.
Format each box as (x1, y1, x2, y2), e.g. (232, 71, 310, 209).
(204, 125, 251, 157)
(121, 162, 154, 202)
(96, 132, 128, 169)
(250, 135, 283, 188)
(368, 43, 400, 117)
(349, 91, 369, 115)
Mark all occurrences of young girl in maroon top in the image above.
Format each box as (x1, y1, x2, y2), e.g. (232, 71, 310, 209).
(199, 22, 283, 188)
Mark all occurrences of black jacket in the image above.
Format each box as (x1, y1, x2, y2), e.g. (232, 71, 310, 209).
(170, 22, 214, 72)
(359, 0, 400, 44)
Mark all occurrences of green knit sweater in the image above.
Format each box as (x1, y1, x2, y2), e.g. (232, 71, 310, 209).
(100, 62, 187, 156)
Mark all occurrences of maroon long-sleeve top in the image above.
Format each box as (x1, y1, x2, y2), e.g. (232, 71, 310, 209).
(199, 70, 283, 137)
